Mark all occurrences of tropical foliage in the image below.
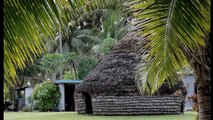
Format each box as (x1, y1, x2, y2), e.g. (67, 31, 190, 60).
(32, 82, 61, 111)
(4, 0, 124, 89)
(39, 52, 76, 80)
(78, 57, 99, 80)
(100, 37, 117, 54)
(91, 10, 129, 55)
(39, 53, 66, 79)
(67, 28, 101, 55)
(67, 10, 129, 56)
(63, 71, 76, 80)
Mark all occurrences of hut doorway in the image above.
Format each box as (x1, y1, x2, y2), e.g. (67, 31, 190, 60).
(65, 84, 75, 111)
(83, 93, 93, 114)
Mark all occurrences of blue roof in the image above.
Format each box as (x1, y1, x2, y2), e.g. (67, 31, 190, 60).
(54, 80, 82, 84)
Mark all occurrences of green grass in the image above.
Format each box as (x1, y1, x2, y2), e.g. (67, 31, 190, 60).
(4, 111, 198, 120)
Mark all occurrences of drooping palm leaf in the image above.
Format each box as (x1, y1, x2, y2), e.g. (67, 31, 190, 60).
(4, 0, 124, 89)
(130, 0, 210, 94)
(4, 0, 56, 86)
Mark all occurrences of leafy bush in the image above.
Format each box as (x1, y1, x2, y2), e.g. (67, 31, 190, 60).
(101, 37, 117, 54)
(32, 82, 61, 111)
(39, 53, 66, 75)
(22, 106, 30, 112)
(63, 71, 76, 80)
(78, 57, 98, 79)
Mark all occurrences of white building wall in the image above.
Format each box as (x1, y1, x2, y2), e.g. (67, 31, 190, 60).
(25, 87, 34, 106)
(58, 84, 65, 111)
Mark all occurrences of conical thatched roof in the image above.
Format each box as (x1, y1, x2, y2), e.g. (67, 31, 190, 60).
(76, 31, 186, 96)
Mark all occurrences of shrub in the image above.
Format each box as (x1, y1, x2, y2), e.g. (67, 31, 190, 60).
(22, 106, 30, 112)
(101, 37, 117, 54)
(32, 82, 61, 111)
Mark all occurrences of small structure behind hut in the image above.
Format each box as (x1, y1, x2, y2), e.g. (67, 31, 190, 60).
(55, 80, 82, 111)
(24, 80, 81, 111)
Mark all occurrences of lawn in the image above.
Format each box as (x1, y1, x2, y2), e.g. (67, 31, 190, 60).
(4, 111, 197, 120)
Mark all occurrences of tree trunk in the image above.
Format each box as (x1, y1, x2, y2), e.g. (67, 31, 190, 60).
(193, 34, 211, 120)
(52, 71, 56, 81)
(72, 61, 78, 79)
(194, 64, 211, 120)
(59, 20, 63, 80)
(197, 85, 211, 120)
(191, 33, 211, 120)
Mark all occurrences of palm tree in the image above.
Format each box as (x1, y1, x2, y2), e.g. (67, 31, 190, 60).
(91, 10, 129, 56)
(130, 0, 210, 119)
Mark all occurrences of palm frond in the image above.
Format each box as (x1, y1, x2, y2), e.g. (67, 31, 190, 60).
(4, 0, 124, 89)
(4, 0, 56, 86)
(130, 0, 210, 94)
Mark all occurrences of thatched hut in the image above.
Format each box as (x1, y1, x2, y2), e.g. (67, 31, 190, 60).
(74, 31, 187, 115)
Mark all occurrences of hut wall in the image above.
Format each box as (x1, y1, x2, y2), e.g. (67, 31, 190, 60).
(74, 93, 86, 113)
(90, 96, 182, 115)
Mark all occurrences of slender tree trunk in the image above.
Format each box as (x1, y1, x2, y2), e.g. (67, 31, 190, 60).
(59, 24, 63, 79)
(52, 71, 56, 81)
(72, 61, 78, 79)
(194, 63, 211, 120)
